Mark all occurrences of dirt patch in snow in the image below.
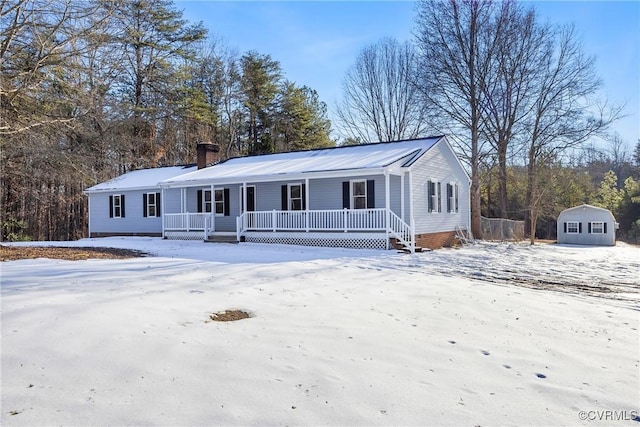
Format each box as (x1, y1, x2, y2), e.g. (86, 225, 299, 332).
(0, 245, 147, 261)
(208, 310, 251, 322)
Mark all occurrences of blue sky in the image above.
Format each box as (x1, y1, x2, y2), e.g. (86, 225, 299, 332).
(178, 1, 639, 150)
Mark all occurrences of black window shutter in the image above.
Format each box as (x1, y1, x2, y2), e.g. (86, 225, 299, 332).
(446, 184, 452, 212)
(563, 222, 567, 233)
(109, 195, 113, 218)
(588, 223, 591, 233)
(367, 180, 375, 209)
(281, 185, 288, 211)
(578, 222, 582, 233)
(427, 180, 433, 212)
(302, 184, 306, 210)
(342, 182, 350, 209)
(156, 192, 161, 216)
(143, 194, 148, 217)
(197, 190, 203, 213)
(604, 223, 607, 233)
(121, 194, 125, 217)
(224, 188, 230, 216)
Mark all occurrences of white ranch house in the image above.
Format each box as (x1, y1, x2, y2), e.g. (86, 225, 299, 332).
(85, 137, 471, 252)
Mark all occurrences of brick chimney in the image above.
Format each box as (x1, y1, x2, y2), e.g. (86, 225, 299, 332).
(196, 142, 220, 169)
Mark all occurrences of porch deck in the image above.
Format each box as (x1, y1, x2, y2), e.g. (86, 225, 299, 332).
(163, 208, 414, 251)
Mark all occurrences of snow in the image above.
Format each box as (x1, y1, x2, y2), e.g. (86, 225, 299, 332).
(159, 137, 440, 186)
(2, 238, 639, 426)
(84, 165, 197, 193)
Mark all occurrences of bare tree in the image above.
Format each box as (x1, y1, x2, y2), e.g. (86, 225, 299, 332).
(336, 37, 429, 144)
(414, 0, 501, 238)
(1, 0, 113, 135)
(481, 2, 546, 218)
(523, 25, 621, 242)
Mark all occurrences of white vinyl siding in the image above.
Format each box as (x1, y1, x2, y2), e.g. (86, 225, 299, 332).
(88, 190, 163, 235)
(410, 139, 470, 235)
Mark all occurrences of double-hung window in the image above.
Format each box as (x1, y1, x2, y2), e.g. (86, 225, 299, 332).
(567, 221, 579, 234)
(446, 183, 459, 213)
(203, 190, 212, 213)
(214, 189, 225, 215)
(198, 188, 229, 216)
(109, 194, 125, 218)
(143, 192, 160, 218)
(590, 221, 604, 234)
(351, 180, 367, 209)
(289, 184, 303, 211)
(427, 180, 441, 213)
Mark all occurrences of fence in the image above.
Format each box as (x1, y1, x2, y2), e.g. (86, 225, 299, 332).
(481, 216, 525, 241)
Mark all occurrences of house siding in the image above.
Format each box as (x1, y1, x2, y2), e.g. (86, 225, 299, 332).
(410, 140, 470, 236)
(88, 190, 163, 236)
(164, 188, 182, 214)
(557, 205, 616, 246)
(233, 175, 390, 213)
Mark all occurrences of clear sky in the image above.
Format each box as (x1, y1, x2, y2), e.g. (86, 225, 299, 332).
(178, 1, 639, 150)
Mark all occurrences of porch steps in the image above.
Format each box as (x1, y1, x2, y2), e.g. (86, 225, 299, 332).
(390, 238, 424, 253)
(204, 235, 239, 244)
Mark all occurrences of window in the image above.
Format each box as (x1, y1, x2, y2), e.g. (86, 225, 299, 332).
(289, 184, 303, 211)
(342, 180, 374, 209)
(203, 190, 212, 213)
(109, 194, 125, 218)
(214, 189, 225, 215)
(198, 188, 229, 215)
(590, 221, 604, 234)
(351, 180, 367, 209)
(567, 221, 579, 234)
(143, 192, 160, 218)
(446, 183, 459, 213)
(427, 180, 441, 213)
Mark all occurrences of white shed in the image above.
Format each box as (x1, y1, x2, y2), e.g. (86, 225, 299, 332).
(557, 204, 617, 246)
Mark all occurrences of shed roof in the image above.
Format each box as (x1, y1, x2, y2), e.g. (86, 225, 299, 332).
(84, 165, 197, 193)
(160, 137, 444, 187)
(558, 204, 616, 219)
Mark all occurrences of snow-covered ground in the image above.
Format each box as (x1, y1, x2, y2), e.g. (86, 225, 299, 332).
(2, 238, 639, 426)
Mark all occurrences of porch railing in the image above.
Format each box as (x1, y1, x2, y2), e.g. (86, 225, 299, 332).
(236, 208, 415, 252)
(164, 213, 211, 232)
(239, 208, 387, 232)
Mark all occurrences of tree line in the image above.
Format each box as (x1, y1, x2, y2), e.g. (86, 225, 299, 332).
(1, 0, 332, 241)
(1, 0, 638, 243)
(337, 0, 638, 243)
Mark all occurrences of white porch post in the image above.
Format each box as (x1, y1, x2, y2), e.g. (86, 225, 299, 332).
(161, 187, 166, 238)
(87, 196, 91, 238)
(385, 171, 390, 235)
(401, 173, 405, 222)
(209, 184, 215, 238)
(409, 171, 415, 249)
(242, 182, 247, 232)
(305, 177, 309, 232)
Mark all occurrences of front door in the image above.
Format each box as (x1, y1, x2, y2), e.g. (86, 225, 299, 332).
(242, 186, 256, 229)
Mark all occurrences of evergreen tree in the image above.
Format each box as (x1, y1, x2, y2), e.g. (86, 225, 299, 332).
(594, 171, 624, 214)
(239, 51, 281, 155)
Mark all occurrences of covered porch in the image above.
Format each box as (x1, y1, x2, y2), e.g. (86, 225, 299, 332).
(162, 207, 413, 251)
(161, 170, 415, 252)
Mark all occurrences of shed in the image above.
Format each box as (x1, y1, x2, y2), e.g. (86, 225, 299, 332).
(556, 204, 617, 246)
